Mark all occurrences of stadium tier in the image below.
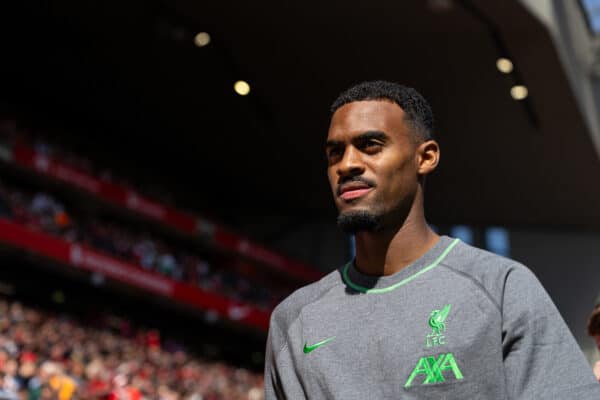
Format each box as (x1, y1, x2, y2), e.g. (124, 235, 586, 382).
(0, 120, 320, 332)
(0, 121, 322, 283)
(0, 177, 296, 331)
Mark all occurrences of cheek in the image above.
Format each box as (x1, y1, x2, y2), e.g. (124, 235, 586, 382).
(382, 158, 417, 194)
(327, 169, 342, 202)
(373, 164, 418, 213)
(327, 169, 336, 191)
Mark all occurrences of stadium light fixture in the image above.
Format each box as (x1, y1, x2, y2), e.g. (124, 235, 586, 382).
(194, 32, 211, 47)
(510, 85, 528, 100)
(234, 80, 251, 96)
(496, 58, 513, 74)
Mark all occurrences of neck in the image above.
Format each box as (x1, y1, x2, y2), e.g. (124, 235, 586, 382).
(353, 199, 439, 276)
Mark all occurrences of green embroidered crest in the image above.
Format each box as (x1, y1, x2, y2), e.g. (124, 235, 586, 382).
(429, 304, 451, 335)
(426, 304, 451, 348)
(404, 352, 464, 387)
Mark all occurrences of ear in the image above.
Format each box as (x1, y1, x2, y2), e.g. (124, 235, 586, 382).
(416, 140, 440, 176)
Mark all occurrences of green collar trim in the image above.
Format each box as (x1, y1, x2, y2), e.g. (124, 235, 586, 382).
(342, 238, 460, 294)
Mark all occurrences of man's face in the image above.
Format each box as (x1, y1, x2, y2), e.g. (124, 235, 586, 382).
(326, 100, 421, 232)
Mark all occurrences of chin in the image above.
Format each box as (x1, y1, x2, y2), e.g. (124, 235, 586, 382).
(336, 209, 383, 234)
(337, 198, 375, 213)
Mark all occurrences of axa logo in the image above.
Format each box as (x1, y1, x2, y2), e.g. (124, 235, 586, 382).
(404, 352, 464, 387)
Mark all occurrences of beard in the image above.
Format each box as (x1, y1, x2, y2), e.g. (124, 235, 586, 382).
(336, 209, 383, 234)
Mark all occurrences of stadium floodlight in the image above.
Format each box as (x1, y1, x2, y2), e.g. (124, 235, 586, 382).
(234, 80, 251, 96)
(510, 85, 528, 100)
(194, 32, 211, 47)
(496, 58, 513, 74)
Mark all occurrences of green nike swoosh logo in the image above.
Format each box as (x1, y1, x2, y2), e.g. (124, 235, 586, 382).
(303, 336, 336, 354)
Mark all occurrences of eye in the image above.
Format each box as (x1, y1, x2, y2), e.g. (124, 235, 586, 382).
(326, 146, 344, 163)
(327, 146, 342, 158)
(361, 139, 383, 153)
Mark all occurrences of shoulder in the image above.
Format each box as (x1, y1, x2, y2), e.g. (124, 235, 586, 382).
(442, 239, 526, 273)
(440, 239, 536, 309)
(269, 267, 342, 334)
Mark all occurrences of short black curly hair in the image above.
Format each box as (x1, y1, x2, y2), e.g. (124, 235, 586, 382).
(331, 81, 435, 141)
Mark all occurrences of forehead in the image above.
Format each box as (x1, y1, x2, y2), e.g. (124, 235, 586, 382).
(327, 100, 409, 140)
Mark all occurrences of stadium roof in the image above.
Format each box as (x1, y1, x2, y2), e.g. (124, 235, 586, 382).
(1, 0, 599, 228)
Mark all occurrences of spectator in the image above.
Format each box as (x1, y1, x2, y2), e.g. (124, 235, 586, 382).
(0, 372, 19, 400)
(0, 298, 264, 399)
(587, 303, 600, 380)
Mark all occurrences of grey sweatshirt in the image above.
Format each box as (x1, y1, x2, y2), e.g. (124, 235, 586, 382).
(264, 236, 600, 399)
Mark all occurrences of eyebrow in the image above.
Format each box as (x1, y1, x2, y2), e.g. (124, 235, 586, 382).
(325, 130, 389, 149)
(354, 130, 389, 143)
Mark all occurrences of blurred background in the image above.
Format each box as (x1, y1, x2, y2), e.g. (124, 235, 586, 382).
(0, 0, 599, 398)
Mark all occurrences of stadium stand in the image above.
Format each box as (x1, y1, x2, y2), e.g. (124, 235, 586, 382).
(0, 297, 264, 399)
(0, 116, 293, 397)
(0, 118, 323, 283)
(0, 116, 323, 332)
(0, 178, 291, 311)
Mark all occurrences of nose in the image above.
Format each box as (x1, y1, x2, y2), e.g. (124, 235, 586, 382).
(336, 146, 365, 178)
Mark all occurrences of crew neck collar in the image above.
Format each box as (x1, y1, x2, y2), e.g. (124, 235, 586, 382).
(343, 235, 459, 294)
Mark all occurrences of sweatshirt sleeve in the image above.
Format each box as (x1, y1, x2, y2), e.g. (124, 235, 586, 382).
(264, 315, 286, 400)
(264, 307, 308, 400)
(501, 264, 600, 399)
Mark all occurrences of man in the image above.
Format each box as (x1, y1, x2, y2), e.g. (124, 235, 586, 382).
(587, 303, 600, 380)
(264, 81, 600, 399)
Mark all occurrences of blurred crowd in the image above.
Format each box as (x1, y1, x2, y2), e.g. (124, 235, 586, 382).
(0, 180, 288, 310)
(0, 119, 171, 206)
(0, 118, 294, 310)
(0, 298, 264, 400)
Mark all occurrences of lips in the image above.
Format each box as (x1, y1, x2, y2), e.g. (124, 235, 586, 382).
(338, 181, 374, 201)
